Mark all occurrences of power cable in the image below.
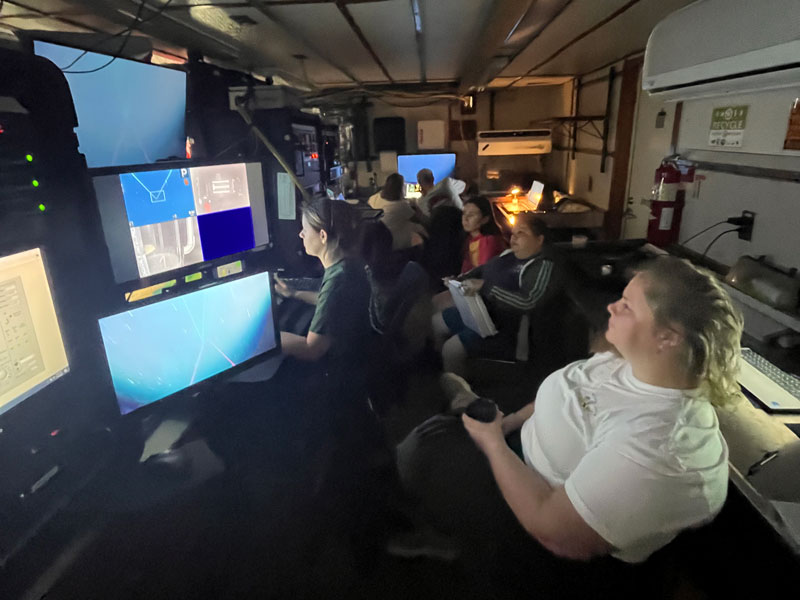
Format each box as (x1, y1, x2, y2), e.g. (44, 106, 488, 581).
(702, 228, 739, 258)
(679, 220, 728, 245)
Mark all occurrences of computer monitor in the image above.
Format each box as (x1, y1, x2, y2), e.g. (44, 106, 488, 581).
(397, 153, 457, 198)
(98, 271, 279, 415)
(93, 162, 270, 283)
(33, 40, 186, 169)
(0, 249, 70, 417)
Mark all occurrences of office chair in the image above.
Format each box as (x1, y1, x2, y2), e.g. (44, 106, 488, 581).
(367, 261, 432, 415)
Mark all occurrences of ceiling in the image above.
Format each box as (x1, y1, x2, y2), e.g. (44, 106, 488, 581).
(0, 0, 698, 92)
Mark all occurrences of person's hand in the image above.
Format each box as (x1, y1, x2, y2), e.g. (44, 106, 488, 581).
(461, 279, 485, 296)
(501, 413, 519, 436)
(442, 276, 454, 286)
(274, 275, 294, 299)
(462, 410, 505, 456)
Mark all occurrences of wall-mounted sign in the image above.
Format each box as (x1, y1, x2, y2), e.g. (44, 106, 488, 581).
(708, 105, 748, 148)
(784, 98, 800, 151)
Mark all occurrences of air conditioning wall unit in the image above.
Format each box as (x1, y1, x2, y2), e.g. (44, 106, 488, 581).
(643, 0, 800, 101)
(477, 129, 552, 156)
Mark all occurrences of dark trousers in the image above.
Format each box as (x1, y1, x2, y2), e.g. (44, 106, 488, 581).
(397, 414, 653, 600)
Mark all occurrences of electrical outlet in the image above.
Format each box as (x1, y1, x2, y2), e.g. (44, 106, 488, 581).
(738, 210, 755, 241)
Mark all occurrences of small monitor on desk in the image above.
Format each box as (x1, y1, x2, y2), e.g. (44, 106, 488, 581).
(98, 271, 279, 415)
(93, 161, 270, 283)
(0, 249, 70, 417)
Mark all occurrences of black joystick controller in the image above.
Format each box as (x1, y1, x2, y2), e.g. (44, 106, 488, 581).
(465, 398, 498, 423)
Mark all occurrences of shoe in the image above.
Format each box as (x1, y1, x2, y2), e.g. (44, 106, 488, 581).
(385, 529, 461, 562)
(439, 372, 478, 412)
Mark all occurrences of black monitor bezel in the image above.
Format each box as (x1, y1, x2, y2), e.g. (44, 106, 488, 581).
(97, 269, 283, 417)
(90, 157, 275, 292)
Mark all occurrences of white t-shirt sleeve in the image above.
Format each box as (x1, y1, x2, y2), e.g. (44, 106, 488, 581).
(564, 440, 724, 562)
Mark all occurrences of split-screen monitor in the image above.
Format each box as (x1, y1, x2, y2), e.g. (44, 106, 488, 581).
(0, 249, 69, 417)
(93, 162, 270, 283)
(98, 271, 278, 415)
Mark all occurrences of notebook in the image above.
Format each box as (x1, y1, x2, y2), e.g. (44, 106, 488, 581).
(447, 280, 498, 338)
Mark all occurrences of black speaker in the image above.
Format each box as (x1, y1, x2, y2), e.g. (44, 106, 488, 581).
(373, 117, 406, 153)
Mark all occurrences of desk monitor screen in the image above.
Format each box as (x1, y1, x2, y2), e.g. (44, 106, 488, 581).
(0, 249, 70, 417)
(33, 41, 186, 169)
(98, 271, 278, 415)
(93, 162, 269, 283)
(397, 153, 456, 197)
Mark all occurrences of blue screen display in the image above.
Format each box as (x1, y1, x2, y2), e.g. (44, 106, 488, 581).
(33, 41, 186, 168)
(120, 169, 196, 226)
(98, 272, 277, 415)
(396, 154, 456, 184)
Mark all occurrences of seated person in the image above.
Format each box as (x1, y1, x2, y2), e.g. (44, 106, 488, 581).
(433, 214, 559, 375)
(460, 195, 506, 274)
(414, 168, 463, 218)
(396, 257, 742, 582)
(368, 173, 426, 250)
(359, 220, 408, 334)
(275, 195, 372, 367)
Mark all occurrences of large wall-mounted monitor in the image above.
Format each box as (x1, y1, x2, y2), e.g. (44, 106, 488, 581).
(397, 153, 456, 185)
(98, 271, 279, 415)
(93, 162, 270, 283)
(33, 40, 187, 169)
(0, 249, 69, 417)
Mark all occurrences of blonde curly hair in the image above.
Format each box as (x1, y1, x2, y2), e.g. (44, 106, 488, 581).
(637, 257, 744, 407)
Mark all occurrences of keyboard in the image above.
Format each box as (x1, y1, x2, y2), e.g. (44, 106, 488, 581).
(739, 348, 800, 412)
(277, 277, 322, 291)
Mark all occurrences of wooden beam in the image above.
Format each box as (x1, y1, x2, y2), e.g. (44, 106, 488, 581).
(604, 55, 642, 240)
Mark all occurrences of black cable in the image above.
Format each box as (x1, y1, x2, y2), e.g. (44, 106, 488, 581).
(62, 0, 174, 74)
(702, 228, 739, 258)
(679, 220, 728, 245)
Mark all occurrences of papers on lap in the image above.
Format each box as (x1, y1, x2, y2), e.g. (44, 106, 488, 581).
(447, 280, 498, 338)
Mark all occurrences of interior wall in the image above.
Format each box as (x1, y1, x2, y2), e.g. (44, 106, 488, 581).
(564, 62, 623, 211)
(676, 86, 800, 270)
(622, 76, 677, 239)
(357, 84, 571, 190)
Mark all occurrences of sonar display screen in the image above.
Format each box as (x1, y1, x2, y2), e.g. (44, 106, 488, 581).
(98, 272, 277, 415)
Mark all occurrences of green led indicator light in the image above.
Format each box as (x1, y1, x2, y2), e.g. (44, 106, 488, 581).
(26, 154, 33, 162)
(38, 204, 46, 212)
(32, 179, 40, 187)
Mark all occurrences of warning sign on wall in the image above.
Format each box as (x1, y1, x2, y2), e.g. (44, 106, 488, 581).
(784, 98, 800, 151)
(708, 105, 748, 148)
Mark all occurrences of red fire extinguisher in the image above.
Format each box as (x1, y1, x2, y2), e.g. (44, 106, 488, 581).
(647, 160, 693, 247)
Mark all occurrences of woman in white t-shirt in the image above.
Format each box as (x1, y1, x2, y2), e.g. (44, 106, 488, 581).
(395, 257, 743, 580)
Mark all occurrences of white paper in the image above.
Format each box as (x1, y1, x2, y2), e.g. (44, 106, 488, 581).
(277, 172, 295, 220)
(447, 280, 498, 338)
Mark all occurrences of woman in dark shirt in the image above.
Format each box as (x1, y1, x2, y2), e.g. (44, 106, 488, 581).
(275, 196, 371, 366)
(433, 214, 560, 376)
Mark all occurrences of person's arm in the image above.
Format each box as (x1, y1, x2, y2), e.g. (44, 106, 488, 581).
(485, 258, 554, 313)
(501, 401, 535, 435)
(463, 412, 612, 560)
(455, 263, 485, 282)
(280, 330, 332, 361)
(292, 290, 319, 305)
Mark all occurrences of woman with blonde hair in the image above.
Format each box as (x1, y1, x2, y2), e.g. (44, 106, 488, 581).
(394, 256, 743, 594)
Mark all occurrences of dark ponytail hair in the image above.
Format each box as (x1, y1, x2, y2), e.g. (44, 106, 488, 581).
(463, 195, 501, 236)
(301, 194, 359, 252)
